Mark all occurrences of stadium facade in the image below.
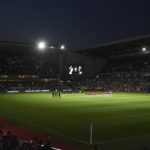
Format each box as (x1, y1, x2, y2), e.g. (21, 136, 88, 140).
(0, 34, 150, 93)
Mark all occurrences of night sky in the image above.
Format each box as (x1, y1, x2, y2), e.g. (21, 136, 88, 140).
(0, 0, 150, 49)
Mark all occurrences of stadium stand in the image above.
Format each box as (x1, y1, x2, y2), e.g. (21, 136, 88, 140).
(91, 56, 150, 92)
(0, 41, 150, 93)
(0, 35, 150, 150)
(0, 55, 57, 77)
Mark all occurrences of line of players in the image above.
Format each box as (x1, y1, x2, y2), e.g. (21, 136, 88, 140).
(85, 92, 112, 96)
(52, 92, 61, 98)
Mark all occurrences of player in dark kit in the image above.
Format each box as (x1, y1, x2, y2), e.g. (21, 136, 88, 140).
(52, 92, 54, 98)
(52, 91, 61, 98)
(59, 92, 61, 98)
(55, 92, 57, 98)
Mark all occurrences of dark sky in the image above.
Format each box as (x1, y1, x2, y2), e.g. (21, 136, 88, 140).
(0, 0, 150, 49)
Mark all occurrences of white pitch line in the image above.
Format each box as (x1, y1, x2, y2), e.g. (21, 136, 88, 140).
(91, 111, 150, 145)
(0, 113, 89, 145)
(95, 133, 150, 145)
(1, 112, 149, 146)
(107, 111, 150, 121)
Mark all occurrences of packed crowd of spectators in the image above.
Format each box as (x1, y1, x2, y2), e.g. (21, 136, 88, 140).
(0, 56, 57, 78)
(0, 54, 150, 93)
(102, 56, 150, 74)
(82, 75, 150, 93)
(0, 80, 73, 93)
(86, 56, 150, 93)
(0, 129, 54, 150)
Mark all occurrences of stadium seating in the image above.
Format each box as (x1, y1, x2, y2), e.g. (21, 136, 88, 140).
(93, 56, 150, 92)
(0, 54, 150, 93)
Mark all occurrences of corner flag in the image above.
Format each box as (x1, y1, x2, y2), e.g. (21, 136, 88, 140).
(90, 123, 93, 131)
(90, 123, 93, 144)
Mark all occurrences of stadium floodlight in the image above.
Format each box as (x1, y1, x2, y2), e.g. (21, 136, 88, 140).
(142, 47, 147, 52)
(50, 46, 54, 49)
(60, 45, 65, 50)
(38, 42, 46, 50)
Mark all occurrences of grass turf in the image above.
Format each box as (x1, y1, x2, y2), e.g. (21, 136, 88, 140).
(0, 93, 150, 150)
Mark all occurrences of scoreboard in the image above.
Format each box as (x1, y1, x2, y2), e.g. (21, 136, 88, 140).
(68, 65, 83, 75)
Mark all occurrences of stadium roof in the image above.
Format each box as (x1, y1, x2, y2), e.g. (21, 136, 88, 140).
(77, 34, 150, 57)
(0, 41, 69, 55)
(0, 35, 150, 57)
(0, 41, 34, 55)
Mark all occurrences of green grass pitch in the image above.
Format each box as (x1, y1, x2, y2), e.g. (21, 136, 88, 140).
(0, 92, 150, 150)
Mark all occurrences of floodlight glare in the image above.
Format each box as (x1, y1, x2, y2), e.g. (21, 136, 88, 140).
(38, 42, 46, 50)
(60, 45, 65, 50)
(142, 47, 147, 52)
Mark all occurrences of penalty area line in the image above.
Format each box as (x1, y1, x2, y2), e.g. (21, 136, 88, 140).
(0, 113, 89, 145)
